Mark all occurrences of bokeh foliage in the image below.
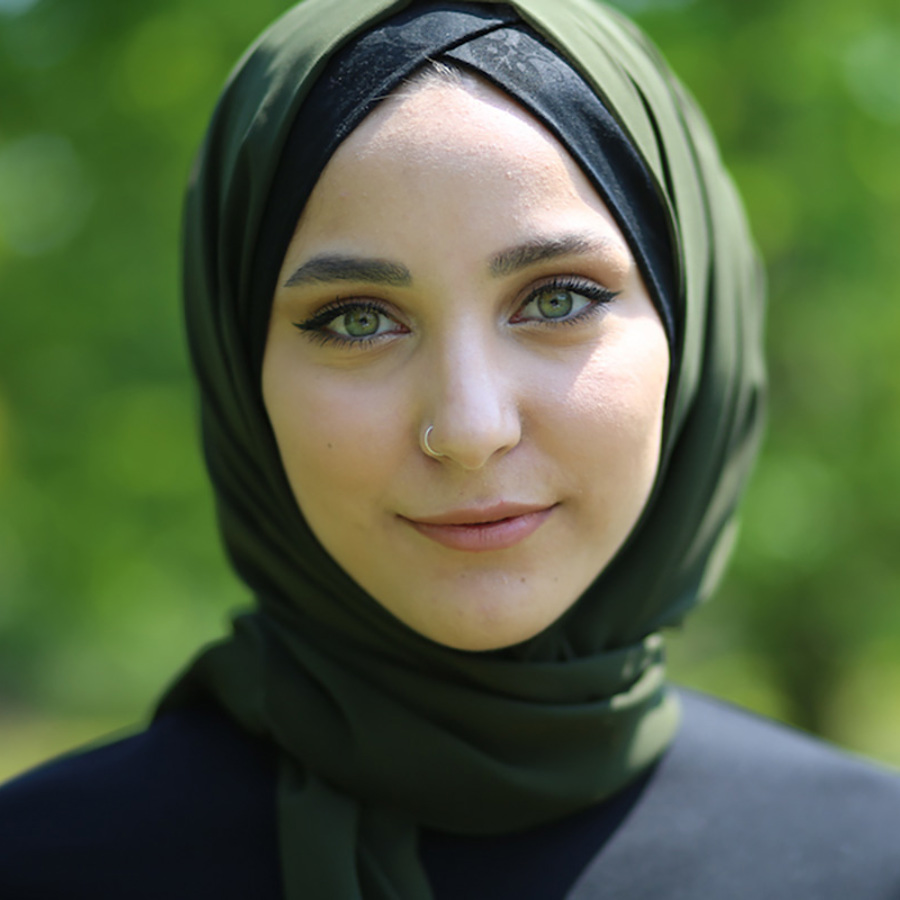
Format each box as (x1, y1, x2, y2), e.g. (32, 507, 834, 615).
(1, 0, 899, 770)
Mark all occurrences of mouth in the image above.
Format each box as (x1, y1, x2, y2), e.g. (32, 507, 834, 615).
(400, 502, 557, 552)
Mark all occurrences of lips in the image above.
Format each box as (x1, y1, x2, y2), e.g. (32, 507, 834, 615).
(400, 502, 556, 552)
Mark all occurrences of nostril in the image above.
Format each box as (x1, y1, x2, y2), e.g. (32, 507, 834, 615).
(423, 409, 521, 470)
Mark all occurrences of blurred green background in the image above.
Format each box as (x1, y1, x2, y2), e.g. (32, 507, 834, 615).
(1, 0, 899, 782)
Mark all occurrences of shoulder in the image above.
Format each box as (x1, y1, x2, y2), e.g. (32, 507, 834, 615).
(675, 688, 900, 816)
(0, 704, 282, 900)
(571, 689, 900, 900)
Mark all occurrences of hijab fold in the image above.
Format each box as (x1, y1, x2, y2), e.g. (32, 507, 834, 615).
(160, 1, 766, 897)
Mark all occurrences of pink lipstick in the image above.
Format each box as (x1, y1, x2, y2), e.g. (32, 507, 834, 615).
(401, 502, 555, 552)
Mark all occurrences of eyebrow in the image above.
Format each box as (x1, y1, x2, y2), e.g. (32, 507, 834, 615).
(284, 255, 411, 288)
(489, 233, 612, 277)
(283, 232, 614, 289)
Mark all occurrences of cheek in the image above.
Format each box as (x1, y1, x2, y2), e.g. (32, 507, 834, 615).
(560, 326, 669, 501)
(262, 355, 409, 519)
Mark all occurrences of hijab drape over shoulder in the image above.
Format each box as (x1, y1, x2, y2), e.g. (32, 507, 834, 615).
(160, 1, 766, 896)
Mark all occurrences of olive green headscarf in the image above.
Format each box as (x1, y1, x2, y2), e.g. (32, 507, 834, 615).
(159, 0, 765, 896)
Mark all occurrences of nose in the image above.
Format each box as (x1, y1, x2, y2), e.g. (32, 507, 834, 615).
(421, 333, 522, 470)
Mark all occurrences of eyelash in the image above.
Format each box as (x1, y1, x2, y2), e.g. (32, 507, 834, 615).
(294, 300, 406, 348)
(292, 276, 620, 348)
(512, 276, 619, 327)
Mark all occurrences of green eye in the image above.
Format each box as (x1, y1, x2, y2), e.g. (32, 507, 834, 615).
(342, 307, 381, 337)
(295, 300, 406, 346)
(513, 278, 618, 327)
(535, 288, 574, 319)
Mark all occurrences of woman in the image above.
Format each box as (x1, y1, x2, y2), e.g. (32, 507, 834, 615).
(2, 0, 899, 897)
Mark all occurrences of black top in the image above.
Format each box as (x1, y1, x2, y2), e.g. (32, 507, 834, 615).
(2, 690, 899, 899)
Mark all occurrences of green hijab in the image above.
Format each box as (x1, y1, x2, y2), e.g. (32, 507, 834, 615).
(160, 0, 765, 896)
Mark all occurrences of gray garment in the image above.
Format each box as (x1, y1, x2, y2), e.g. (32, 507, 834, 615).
(570, 691, 900, 900)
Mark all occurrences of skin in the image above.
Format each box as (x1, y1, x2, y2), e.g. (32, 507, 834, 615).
(262, 76, 670, 651)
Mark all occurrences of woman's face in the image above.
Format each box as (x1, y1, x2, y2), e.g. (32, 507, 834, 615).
(262, 77, 670, 651)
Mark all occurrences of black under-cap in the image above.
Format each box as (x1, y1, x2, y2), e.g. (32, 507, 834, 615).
(248, 2, 678, 374)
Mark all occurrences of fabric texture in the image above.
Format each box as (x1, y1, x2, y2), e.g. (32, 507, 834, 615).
(6, 691, 900, 899)
(160, 0, 766, 897)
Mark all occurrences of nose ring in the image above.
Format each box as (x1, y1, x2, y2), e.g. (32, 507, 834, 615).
(421, 425, 445, 459)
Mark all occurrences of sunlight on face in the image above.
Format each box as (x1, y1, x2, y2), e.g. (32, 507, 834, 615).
(262, 77, 670, 650)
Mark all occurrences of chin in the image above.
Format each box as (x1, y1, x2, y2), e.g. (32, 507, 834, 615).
(395, 587, 575, 652)
(420, 625, 551, 653)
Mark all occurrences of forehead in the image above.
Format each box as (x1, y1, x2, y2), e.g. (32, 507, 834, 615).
(347, 76, 564, 175)
(290, 78, 624, 254)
